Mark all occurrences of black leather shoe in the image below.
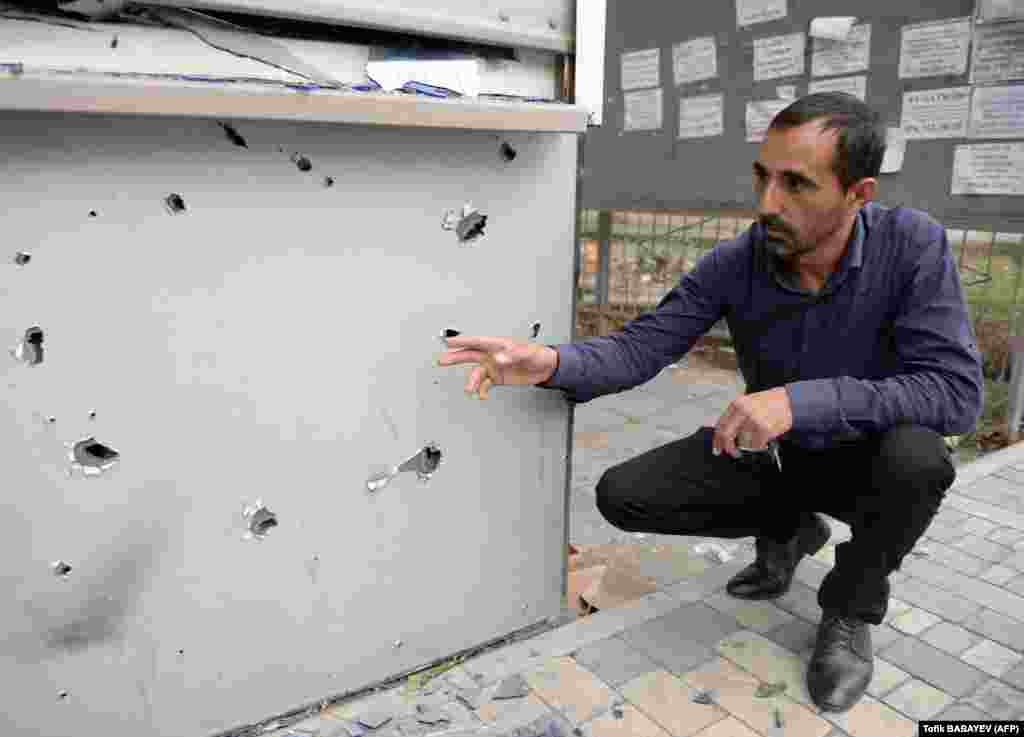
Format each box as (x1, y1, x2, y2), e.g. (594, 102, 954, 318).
(807, 611, 873, 712)
(726, 513, 830, 600)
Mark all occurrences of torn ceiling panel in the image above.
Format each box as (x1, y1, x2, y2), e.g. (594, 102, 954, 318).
(142, 7, 344, 87)
(0, 10, 368, 86)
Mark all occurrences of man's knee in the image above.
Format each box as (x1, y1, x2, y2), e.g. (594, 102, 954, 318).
(595, 465, 637, 530)
(871, 424, 956, 495)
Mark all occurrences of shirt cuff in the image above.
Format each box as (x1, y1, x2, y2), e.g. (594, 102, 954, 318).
(785, 379, 840, 433)
(536, 343, 577, 390)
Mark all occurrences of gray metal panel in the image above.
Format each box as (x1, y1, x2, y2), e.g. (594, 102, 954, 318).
(582, 0, 1024, 232)
(0, 112, 576, 736)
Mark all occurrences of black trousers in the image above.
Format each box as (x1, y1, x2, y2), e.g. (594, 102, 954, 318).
(594, 424, 957, 625)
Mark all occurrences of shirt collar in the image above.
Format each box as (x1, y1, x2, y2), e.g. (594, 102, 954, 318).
(763, 208, 865, 293)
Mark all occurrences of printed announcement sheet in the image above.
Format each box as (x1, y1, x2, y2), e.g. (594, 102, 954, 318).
(678, 93, 725, 139)
(812, 23, 871, 78)
(754, 33, 806, 81)
(898, 17, 972, 78)
(952, 142, 1024, 195)
(673, 36, 717, 85)
(737, 0, 787, 27)
(621, 48, 660, 91)
(624, 88, 663, 131)
(901, 87, 972, 139)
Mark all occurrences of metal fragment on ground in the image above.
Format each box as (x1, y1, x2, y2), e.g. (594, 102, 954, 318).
(690, 687, 717, 704)
(755, 681, 787, 698)
(492, 673, 530, 700)
(693, 542, 734, 563)
(218, 121, 248, 148)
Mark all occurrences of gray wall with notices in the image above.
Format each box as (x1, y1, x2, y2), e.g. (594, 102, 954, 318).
(0, 111, 575, 736)
(582, 0, 1024, 232)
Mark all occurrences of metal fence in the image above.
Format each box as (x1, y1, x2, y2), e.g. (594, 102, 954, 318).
(575, 208, 1024, 455)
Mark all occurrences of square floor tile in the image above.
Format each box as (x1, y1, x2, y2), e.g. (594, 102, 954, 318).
(878, 635, 989, 697)
(522, 656, 618, 725)
(890, 606, 942, 635)
(965, 679, 1024, 720)
(866, 658, 911, 699)
(981, 564, 1021, 586)
(703, 591, 797, 634)
(577, 703, 671, 737)
(693, 716, 760, 737)
(919, 621, 982, 656)
(680, 656, 832, 737)
(960, 639, 1024, 678)
(619, 670, 727, 737)
(715, 630, 812, 705)
(882, 678, 954, 721)
(823, 693, 917, 737)
(573, 636, 659, 688)
(619, 603, 740, 675)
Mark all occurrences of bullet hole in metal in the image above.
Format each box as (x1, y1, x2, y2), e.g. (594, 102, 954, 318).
(367, 443, 443, 492)
(218, 121, 248, 148)
(52, 560, 72, 578)
(500, 142, 517, 161)
(13, 251, 31, 266)
(164, 193, 186, 215)
(393, 640, 403, 649)
(548, 19, 558, 30)
(242, 500, 278, 540)
(89, 210, 97, 217)
(498, 12, 509, 21)
(57, 690, 69, 701)
(69, 437, 120, 477)
(442, 205, 487, 244)
(11, 326, 44, 366)
(110, 35, 118, 48)
(177, 649, 184, 656)
(529, 322, 541, 339)
(324, 176, 335, 187)
(88, 410, 96, 420)
(47, 416, 56, 424)
(292, 153, 312, 172)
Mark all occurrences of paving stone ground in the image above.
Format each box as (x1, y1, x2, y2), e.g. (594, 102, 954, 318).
(280, 363, 1024, 737)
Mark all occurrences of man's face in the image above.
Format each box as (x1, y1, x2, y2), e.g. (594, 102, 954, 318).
(753, 120, 857, 262)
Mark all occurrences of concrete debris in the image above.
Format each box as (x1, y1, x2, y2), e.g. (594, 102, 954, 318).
(415, 706, 450, 725)
(492, 674, 529, 700)
(693, 542, 735, 564)
(355, 711, 393, 729)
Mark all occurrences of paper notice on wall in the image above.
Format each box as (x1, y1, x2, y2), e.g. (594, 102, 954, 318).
(737, 0, 787, 27)
(754, 33, 806, 81)
(977, 0, 1024, 22)
(880, 127, 906, 173)
(812, 24, 871, 78)
(969, 84, 1024, 138)
(952, 142, 1024, 195)
(808, 74, 867, 101)
(746, 99, 791, 142)
(621, 48, 660, 91)
(624, 88, 663, 131)
(971, 22, 1024, 84)
(901, 86, 972, 139)
(810, 17, 857, 40)
(898, 17, 972, 78)
(672, 36, 717, 85)
(678, 93, 725, 139)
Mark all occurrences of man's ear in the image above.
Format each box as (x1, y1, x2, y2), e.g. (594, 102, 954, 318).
(847, 178, 877, 208)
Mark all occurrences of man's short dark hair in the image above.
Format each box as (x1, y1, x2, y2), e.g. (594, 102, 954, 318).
(769, 92, 886, 191)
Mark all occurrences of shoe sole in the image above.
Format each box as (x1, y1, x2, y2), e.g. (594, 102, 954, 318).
(727, 515, 832, 601)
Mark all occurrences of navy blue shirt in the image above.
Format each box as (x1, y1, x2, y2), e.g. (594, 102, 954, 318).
(539, 202, 984, 449)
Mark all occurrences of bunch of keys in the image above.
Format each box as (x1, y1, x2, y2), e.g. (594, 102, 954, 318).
(736, 435, 783, 472)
